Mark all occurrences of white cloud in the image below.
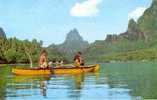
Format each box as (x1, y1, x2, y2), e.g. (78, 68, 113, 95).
(70, 0, 102, 17)
(128, 7, 146, 21)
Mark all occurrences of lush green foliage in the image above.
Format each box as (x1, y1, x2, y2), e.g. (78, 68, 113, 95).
(46, 44, 66, 61)
(84, 39, 147, 62)
(85, 39, 157, 62)
(138, 0, 157, 41)
(0, 37, 42, 63)
(97, 48, 157, 62)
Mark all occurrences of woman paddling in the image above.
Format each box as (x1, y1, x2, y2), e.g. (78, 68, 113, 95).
(38, 49, 50, 69)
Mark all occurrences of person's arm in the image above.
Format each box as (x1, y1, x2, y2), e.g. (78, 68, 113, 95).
(43, 56, 48, 63)
(39, 55, 46, 65)
(79, 57, 82, 63)
(38, 57, 40, 65)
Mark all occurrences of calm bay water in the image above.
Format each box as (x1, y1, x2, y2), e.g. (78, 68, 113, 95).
(0, 62, 157, 100)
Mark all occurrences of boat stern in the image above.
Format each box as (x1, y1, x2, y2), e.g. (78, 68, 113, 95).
(93, 64, 100, 72)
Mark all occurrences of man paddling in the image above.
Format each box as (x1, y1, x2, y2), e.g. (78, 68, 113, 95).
(74, 52, 84, 67)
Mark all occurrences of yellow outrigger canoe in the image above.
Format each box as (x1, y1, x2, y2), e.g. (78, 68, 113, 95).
(12, 64, 100, 75)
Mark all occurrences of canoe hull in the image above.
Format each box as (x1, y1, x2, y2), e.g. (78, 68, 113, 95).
(12, 64, 100, 75)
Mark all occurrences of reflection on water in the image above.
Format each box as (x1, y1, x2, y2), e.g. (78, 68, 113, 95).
(74, 74, 85, 89)
(1, 62, 157, 100)
(40, 80, 47, 97)
(104, 62, 157, 99)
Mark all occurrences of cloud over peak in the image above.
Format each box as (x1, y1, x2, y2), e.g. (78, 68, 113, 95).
(128, 7, 146, 21)
(70, 0, 102, 17)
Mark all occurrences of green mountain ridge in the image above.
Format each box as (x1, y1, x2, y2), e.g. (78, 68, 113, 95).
(138, 0, 157, 41)
(84, 0, 157, 62)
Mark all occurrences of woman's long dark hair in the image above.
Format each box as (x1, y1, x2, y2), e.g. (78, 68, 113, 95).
(40, 49, 48, 56)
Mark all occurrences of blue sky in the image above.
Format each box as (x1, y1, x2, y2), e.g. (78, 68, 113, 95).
(0, 0, 152, 46)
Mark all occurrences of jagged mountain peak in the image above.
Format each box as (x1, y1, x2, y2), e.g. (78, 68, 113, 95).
(65, 28, 83, 42)
(128, 19, 137, 27)
(48, 28, 89, 61)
